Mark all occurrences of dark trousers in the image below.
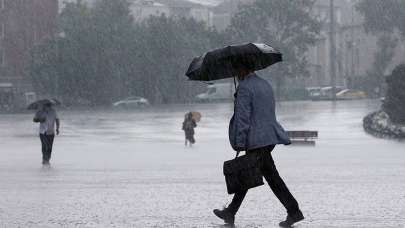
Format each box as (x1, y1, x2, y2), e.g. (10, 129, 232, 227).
(184, 130, 195, 144)
(227, 145, 300, 215)
(40, 134, 54, 162)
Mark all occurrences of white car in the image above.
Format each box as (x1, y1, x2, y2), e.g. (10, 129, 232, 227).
(113, 96, 150, 108)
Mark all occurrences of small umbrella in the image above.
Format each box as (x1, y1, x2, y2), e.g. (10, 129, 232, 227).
(27, 98, 61, 110)
(191, 111, 201, 122)
(185, 43, 282, 81)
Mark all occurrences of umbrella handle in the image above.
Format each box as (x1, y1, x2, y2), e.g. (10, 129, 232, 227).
(235, 151, 240, 159)
(233, 76, 237, 91)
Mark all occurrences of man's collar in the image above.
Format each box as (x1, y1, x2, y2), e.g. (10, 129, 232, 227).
(238, 72, 255, 81)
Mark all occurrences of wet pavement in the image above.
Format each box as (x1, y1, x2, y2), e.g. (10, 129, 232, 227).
(0, 100, 404, 228)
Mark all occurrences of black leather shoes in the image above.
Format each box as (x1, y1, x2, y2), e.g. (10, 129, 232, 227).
(279, 210, 304, 227)
(213, 209, 235, 225)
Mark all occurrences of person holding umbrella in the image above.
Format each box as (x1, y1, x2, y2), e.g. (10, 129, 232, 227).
(186, 43, 304, 227)
(31, 99, 60, 166)
(182, 112, 197, 146)
(182, 111, 201, 146)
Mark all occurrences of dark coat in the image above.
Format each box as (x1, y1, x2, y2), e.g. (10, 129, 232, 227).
(229, 73, 291, 151)
(183, 113, 197, 143)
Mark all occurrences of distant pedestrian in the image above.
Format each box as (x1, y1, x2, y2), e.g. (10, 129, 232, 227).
(182, 112, 197, 146)
(213, 66, 304, 227)
(33, 102, 60, 165)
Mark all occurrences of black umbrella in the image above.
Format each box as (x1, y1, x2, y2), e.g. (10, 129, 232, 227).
(27, 98, 61, 110)
(185, 43, 282, 81)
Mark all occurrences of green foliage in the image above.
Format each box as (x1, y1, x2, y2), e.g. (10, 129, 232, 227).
(29, 0, 321, 104)
(132, 16, 226, 104)
(28, 0, 225, 105)
(383, 64, 405, 124)
(225, 0, 320, 99)
(356, 0, 405, 97)
(356, 0, 405, 37)
(227, 0, 320, 79)
(30, 0, 135, 105)
(365, 35, 398, 97)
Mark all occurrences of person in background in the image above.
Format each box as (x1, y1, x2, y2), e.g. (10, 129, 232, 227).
(182, 112, 197, 146)
(33, 102, 60, 165)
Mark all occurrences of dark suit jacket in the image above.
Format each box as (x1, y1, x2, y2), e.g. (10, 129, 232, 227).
(229, 73, 291, 151)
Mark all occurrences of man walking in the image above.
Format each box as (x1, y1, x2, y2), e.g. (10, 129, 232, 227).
(33, 102, 60, 166)
(213, 67, 304, 227)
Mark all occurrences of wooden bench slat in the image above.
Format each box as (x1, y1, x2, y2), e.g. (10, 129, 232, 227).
(287, 131, 318, 139)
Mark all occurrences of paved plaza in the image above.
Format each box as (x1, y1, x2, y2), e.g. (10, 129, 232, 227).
(0, 101, 404, 227)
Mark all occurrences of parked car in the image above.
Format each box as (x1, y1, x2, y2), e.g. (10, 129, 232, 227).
(306, 87, 322, 100)
(336, 89, 367, 100)
(310, 86, 345, 101)
(195, 83, 235, 102)
(113, 96, 150, 108)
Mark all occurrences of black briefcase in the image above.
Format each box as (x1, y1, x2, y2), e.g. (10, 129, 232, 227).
(223, 152, 264, 194)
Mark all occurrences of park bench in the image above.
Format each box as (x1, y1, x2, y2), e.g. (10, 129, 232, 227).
(287, 130, 318, 145)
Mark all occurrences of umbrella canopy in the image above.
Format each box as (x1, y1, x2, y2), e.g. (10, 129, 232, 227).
(191, 111, 201, 122)
(27, 98, 61, 110)
(185, 43, 282, 81)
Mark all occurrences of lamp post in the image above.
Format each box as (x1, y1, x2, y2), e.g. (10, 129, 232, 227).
(329, 0, 337, 101)
(54, 31, 65, 98)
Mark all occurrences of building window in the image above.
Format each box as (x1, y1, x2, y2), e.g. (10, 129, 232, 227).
(1, 0, 4, 10)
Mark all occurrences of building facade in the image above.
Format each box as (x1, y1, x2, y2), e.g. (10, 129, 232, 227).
(131, 0, 214, 27)
(129, 0, 252, 30)
(305, 0, 405, 92)
(0, 0, 58, 110)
